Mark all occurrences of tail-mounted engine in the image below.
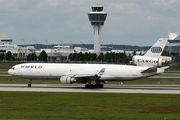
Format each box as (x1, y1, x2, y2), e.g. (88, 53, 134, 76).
(132, 55, 171, 67)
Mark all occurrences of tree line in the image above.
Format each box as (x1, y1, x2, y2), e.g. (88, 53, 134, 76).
(0, 50, 48, 62)
(1, 50, 180, 65)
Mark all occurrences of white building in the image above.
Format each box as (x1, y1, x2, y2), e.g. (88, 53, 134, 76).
(0, 38, 35, 59)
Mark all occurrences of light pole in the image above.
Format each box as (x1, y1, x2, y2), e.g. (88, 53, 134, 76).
(22, 39, 25, 46)
(80, 41, 83, 48)
(34, 40, 37, 50)
(111, 42, 113, 50)
(60, 40, 63, 46)
(45, 40, 48, 49)
(111, 42, 113, 63)
(70, 41, 73, 50)
(22, 39, 26, 59)
(101, 42, 104, 52)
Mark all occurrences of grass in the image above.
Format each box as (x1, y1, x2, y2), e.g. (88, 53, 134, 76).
(1, 63, 180, 119)
(0, 92, 180, 120)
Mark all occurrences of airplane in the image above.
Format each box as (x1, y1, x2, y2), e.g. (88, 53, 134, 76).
(131, 38, 171, 67)
(8, 38, 171, 88)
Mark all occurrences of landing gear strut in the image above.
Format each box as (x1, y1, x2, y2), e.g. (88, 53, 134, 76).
(27, 79, 32, 87)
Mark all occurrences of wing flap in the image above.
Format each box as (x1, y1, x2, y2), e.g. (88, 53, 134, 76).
(73, 74, 96, 78)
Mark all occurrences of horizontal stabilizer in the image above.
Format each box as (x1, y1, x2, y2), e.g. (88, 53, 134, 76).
(141, 67, 157, 73)
(157, 66, 169, 74)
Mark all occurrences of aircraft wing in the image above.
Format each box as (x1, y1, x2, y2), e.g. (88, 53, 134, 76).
(68, 68, 106, 79)
(72, 74, 96, 78)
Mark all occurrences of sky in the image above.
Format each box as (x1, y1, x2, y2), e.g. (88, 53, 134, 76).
(0, 0, 180, 46)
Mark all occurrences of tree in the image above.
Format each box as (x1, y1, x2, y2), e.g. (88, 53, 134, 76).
(5, 51, 12, 61)
(39, 50, 48, 62)
(133, 51, 136, 56)
(27, 54, 32, 61)
(31, 53, 37, 61)
(97, 53, 104, 61)
(68, 53, 73, 61)
(0, 52, 5, 60)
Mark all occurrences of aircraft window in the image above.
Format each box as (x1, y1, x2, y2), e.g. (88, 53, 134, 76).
(11, 67, 15, 70)
(21, 66, 24, 68)
(31, 66, 34, 68)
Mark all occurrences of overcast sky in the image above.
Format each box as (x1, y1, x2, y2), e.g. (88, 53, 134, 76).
(0, 0, 180, 46)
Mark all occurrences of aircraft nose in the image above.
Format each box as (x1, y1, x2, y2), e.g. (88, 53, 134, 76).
(8, 69, 12, 75)
(8, 68, 14, 75)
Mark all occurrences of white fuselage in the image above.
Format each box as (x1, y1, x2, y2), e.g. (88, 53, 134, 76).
(8, 63, 157, 82)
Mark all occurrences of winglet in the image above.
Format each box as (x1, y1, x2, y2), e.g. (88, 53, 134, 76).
(98, 68, 106, 75)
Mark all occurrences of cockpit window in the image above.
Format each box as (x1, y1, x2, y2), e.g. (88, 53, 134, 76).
(11, 67, 15, 70)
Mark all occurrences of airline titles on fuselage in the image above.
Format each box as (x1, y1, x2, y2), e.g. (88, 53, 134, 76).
(136, 59, 158, 63)
(21, 65, 43, 69)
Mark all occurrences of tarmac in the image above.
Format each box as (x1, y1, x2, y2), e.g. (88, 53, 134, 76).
(0, 84, 180, 94)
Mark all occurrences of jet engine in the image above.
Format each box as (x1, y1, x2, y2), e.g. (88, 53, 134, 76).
(132, 55, 167, 67)
(60, 76, 76, 84)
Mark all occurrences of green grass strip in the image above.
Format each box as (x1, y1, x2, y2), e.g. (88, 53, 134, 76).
(0, 92, 180, 120)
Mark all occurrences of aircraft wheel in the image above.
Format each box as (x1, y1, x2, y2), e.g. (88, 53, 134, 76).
(94, 84, 99, 88)
(99, 84, 103, 88)
(90, 84, 95, 88)
(85, 84, 90, 88)
(28, 84, 31, 87)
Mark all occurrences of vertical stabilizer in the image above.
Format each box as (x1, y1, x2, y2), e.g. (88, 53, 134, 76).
(144, 38, 168, 57)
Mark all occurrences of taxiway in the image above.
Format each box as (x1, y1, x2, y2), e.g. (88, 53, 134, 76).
(0, 84, 180, 94)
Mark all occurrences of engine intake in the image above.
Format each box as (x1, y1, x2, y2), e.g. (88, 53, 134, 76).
(60, 76, 76, 84)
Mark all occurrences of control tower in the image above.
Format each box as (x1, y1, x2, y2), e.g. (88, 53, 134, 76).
(88, 3, 107, 54)
(1, 38, 13, 45)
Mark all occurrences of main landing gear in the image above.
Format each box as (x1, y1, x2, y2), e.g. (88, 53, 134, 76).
(27, 79, 32, 87)
(85, 80, 104, 88)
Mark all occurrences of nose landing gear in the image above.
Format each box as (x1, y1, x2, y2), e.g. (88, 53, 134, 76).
(27, 79, 32, 87)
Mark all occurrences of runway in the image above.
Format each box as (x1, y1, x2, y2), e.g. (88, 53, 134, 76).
(0, 84, 180, 94)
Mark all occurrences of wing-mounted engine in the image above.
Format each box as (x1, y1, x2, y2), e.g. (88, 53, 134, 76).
(60, 76, 76, 84)
(132, 55, 170, 67)
(60, 75, 90, 84)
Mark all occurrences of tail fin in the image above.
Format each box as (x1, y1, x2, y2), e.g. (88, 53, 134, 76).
(144, 38, 168, 57)
(132, 38, 171, 67)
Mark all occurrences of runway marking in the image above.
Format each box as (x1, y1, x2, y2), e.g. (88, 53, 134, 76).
(0, 84, 180, 94)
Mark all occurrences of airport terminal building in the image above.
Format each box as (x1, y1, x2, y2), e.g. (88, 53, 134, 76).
(0, 38, 146, 61)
